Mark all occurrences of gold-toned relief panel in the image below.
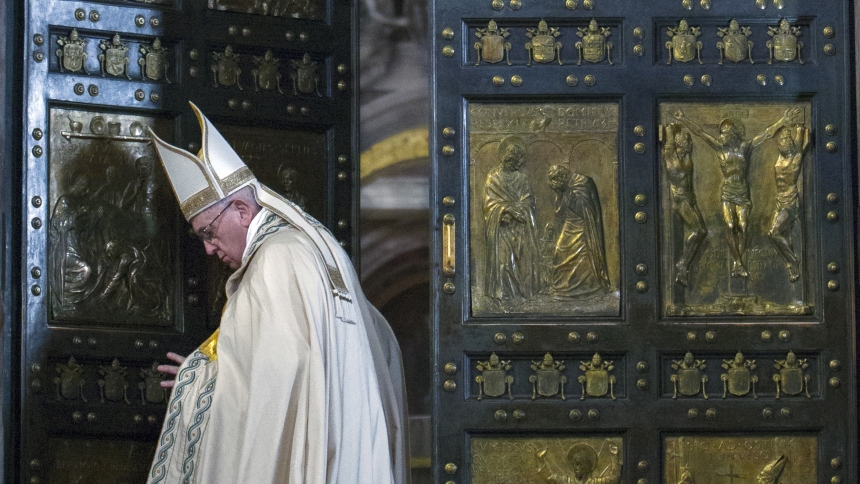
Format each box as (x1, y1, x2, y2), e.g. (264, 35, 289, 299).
(469, 102, 620, 317)
(664, 435, 816, 484)
(47, 438, 155, 484)
(659, 102, 814, 317)
(48, 108, 176, 326)
(208, 0, 325, 20)
(205, 124, 326, 321)
(471, 435, 624, 484)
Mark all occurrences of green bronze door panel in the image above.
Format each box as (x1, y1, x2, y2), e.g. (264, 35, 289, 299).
(15, 0, 357, 481)
(432, 2, 856, 484)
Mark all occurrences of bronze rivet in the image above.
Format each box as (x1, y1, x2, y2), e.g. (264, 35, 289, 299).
(513, 409, 525, 419)
(762, 407, 773, 418)
(337, 63, 348, 74)
(32, 128, 42, 140)
(441, 28, 454, 40)
(566, 75, 578, 86)
(492, 76, 504, 86)
(89, 10, 99, 22)
(33, 51, 44, 62)
(825, 125, 837, 136)
(29, 459, 41, 470)
(635, 263, 647, 275)
(148, 340, 159, 350)
(442, 127, 456, 138)
(494, 409, 507, 421)
(135, 89, 145, 101)
(87, 412, 96, 422)
(510, 75, 522, 87)
(31, 285, 41, 296)
(442, 145, 455, 156)
(74, 8, 85, 21)
(827, 261, 839, 273)
(688, 408, 699, 419)
(228, 25, 237, 36)
(494, 333, 506, 345)
(584, 75, 596, 86)
(586, 332, 598, 342)
(636, 281, 648, 293)
(829, 377, 841, 388)
(706, 408, 717, 419)
(568, 332, 580, 343)
(828, 280, 839, 291)
(32, 146, 42, 157)
(72, 411, 83, 423)
(687, 331, 697, 342)
(337, 171, 348, 181)
(73, 83, 85, 95)
(133, 414, 143, 424)
(337, 220, 348, 230)
(633, 45, 644, 56)
(444, 482, 455, 484)
(135, 15, 145, 27)
(33, 34, 44, 46)
(241, 100, 251, 110)
(633, 126, 645, 137)
(242, 27, 251, 37)
(756, 74, 767, 86)
(285, 31, 295, 41)
(636, 379, 648, 390)
(705, 331, 716, 342)
(634, 142, 646, 154)
(134, 339, 144, 349)
(442, 196, 455, 206)
(587, 409, 599, 420)
(300, 106, 309, 116)
(443, 380, 456, 392)
(443, 282, 455, 294)
(88, 84, 98, 97)
(634, 211, 647, 223)
(824, 44, 836, 55)
(830, 360, 841, 371)
(638, 480, 649, 484)
(337, 80, 348, 91)
(700, 75, 712, 86)
(823, 26, 835, 38)
(444, 362, 457, 374)
(569, 409, 582, 420)
(187, 294, 199, 305)
(444, 463, 457, 474)
(633, 27, 644, 39)
(634, 193, 646, 205)
(826, 192, 838, 203)
(491, 0, 504, 9)
(337, 154, 348, 164)
(583, 0, 594, 9)
(31, 266, 41, 278)
(509, 0, 521, 9)
(831, 477, 842, 484)
(339, 240, 348, 248)
(566, 0, 577, 9)
(88, 337, 97, 347)
(761, 330, 772, 342)
(149, 92, 159, 102)
(73, 336, 83, 346)
(227, 99, 238, 110)
(147, 415, 157, 424)
(189, 49, 199, 60)
(774, 75, 785, 86)
(826, 141, 838, 153)
(511, 332, 524, 344)
(637, 461, 649, 472)
(299, 32, 309, 42)
(189, 66, 199, 77)
(827, 211, 838, 221)
(31, 218, 42, 229)
(780, 407, 791, 418)
(778, 330, 790, 342)
(683, 75, 694, 86)
(286, 105, 296, 115)
(187, 142, 199, 153)
(187, 277, 199, 288)
(637, 361, 648, 372)
(831, 457, 843, 469)
(150, 17, 160, 28)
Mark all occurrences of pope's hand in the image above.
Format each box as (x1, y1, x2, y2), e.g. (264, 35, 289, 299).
(158, 352, 187, 388)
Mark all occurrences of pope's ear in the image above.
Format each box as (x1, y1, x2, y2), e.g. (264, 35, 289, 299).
(232, 199, 255, 228)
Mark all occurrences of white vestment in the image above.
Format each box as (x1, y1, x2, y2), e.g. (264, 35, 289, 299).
(148, 208, 410, 484)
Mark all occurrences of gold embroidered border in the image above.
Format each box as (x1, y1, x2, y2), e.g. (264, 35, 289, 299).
(218, 167, 254, 195)
(180, 186, 220, 219)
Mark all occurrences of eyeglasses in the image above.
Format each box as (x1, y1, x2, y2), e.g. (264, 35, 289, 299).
(195, 201, 233, 242)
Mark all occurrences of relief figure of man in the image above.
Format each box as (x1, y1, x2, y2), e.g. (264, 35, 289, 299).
(669, 107, 799, 278)
(483, 136, 540, 302)
(537, 443, 620, 484)
(546, 165, 610, 297)
(768, 124, 809, 282)
(662, 123, 706, 286)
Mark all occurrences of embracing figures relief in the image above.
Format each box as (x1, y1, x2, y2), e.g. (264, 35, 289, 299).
(660, 103, 813, 316)
(470, 103, 619, 317)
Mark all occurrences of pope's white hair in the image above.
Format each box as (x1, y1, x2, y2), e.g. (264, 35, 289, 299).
(202, 185, 261, 217)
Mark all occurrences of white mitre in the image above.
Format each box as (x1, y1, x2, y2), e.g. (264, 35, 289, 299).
(147, 102, 357, 323)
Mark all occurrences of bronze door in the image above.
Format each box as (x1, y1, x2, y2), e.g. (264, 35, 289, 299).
(432, 3, 856, 484)
(10, 0, 357, 481)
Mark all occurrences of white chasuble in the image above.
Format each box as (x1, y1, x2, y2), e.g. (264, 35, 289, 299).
(148, 210, 409, 483)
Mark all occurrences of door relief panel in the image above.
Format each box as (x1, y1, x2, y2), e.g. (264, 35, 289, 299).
(469, 102, 620, 316)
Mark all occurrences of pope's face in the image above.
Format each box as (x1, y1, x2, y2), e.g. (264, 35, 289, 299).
(191, 203, 249, 269)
